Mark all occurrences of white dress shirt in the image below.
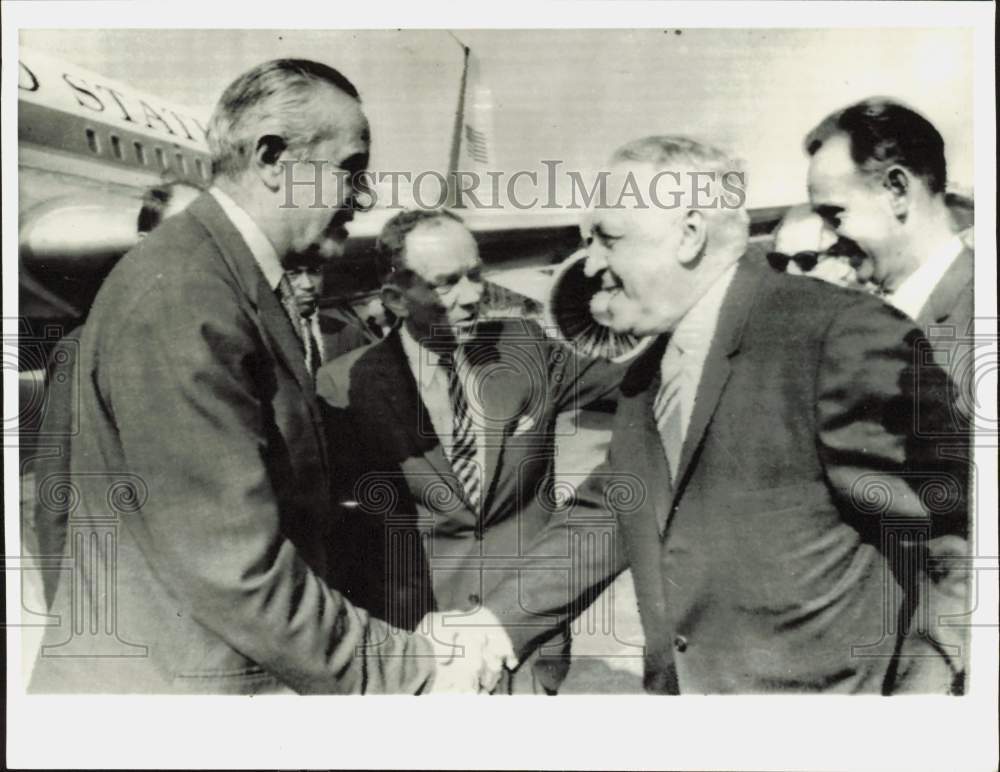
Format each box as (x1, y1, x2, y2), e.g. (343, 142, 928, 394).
(658, 263, 738, 460)
(884, 235, 964, 321)
(399, 326, 488, 485)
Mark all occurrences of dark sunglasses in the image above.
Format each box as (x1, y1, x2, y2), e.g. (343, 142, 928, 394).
(766, 250, 820, 273)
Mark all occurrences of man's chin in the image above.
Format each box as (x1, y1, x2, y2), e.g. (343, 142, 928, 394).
(602, 303, 644, 337)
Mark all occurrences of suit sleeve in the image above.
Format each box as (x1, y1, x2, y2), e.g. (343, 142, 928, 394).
(545, 332, 626, 414)
(483, 460, 629, 660)
(816, 298, 969, 541)
(104, 271, 434, 694)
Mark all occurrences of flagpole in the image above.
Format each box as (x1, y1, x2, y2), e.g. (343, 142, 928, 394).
(446, 32, 471, 208)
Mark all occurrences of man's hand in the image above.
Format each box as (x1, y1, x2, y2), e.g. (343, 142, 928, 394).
(424, 625, 481, 693)
(421, 608, 518, 694)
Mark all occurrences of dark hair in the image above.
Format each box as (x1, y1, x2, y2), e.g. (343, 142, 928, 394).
(208, 59, 361, 179)
(375, 209, 465, 283)
(137, 181, 203, 234)
(804, 98, 946, 194)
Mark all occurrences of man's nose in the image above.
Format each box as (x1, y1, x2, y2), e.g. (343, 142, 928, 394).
(818, 225, 838, 253)
(456, 275, 484, 307)
(584, 247, 608, 278)
(290, 273, 317, 293)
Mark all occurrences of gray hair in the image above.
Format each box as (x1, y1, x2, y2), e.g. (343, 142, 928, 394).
(207, 59, 360, 180)
(611, 135, 751, 247)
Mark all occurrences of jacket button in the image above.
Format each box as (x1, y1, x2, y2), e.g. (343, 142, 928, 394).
(673, 635, 688, 652)
(468, 593, 481, 606)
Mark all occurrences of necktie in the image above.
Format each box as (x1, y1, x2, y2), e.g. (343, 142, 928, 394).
(653, 342, 686, 483)
(276, 276, 317, 376)
(301, 315, 321, 376)
(442, 351, 482, 510)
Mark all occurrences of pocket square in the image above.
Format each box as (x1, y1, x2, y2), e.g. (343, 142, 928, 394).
(512, 415, 537, 436)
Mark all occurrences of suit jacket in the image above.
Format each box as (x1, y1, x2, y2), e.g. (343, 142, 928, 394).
(900, 245, 975, 693)
(318, 302, 382, 363)
(29, 193, 433, 694)
(915, 247, 974, 414)
(486, 259, 968, 694)
(317, 319, 624, 690)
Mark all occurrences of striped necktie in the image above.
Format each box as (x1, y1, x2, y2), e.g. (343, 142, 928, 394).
(442, 350, 482, 510)
(652, 342, 686, 483)
(276, 275, 318, 376)
(301, 315, 321, 376)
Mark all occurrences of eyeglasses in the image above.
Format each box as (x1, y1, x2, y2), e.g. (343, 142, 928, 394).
(766, 250, 820, 273)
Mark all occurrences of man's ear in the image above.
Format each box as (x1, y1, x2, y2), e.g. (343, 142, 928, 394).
(251, 135, 288, 191)
(380, 283, 408, 320)
(883, 166, 911, 221)
(677, 209, 707, 265)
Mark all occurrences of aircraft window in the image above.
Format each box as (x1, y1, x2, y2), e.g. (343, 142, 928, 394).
(110, 135, 123, 160)
(134, 142, 147, 165)
(155, 147, 168, 170)
(195, 158, 207, 180)
(175, 152, 186, 174)
(85, 128, 100, 154)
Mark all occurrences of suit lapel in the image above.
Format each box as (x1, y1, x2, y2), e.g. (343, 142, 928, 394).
(917, 247, 974, 327)
(257, 278, 314, 392)
(375, 333, 470, 517)
(465, 336, 525, 517)
(186, 194, 326, 472)
(187, 194, 313, 395)
(615, 336, 673, 534)
(672, 260, 762, 499)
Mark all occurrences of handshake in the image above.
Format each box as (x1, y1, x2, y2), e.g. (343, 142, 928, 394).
(420, 607, 519, 694)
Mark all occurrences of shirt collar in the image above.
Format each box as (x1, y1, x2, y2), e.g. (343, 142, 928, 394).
(885, 235, 964, 320)
(670, 263, 739, 358)
(209, 186, 284, 291)
(399, 325, 444, 391)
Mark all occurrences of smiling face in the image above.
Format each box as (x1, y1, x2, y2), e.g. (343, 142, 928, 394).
(386, 218, 485, 347)
(807, 133, 907, 288)
(582, 162, 696, 337)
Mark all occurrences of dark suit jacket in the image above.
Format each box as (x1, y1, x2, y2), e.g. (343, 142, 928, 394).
(317, 319, 623, 690)
(916, 247, 974, 417)
(318, 302, 381, 363)
(902, 246, 975, 692)
(29, 193, 434, 694)
(485, 259, 968, 694)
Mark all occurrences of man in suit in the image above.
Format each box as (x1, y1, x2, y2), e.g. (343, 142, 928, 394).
(465, 136, 967, 694)
(806, 98, 974, 692)
(805, 98, 974, 413)
(29, 59, 438, 694)
(317, 209, 625, 693)
(278, 249, 382, 368)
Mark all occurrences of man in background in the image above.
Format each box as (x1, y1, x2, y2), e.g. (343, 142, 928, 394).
(806, 97, 974, 692)
(767, 203, 869, 290)
(318, 209, 626, 694)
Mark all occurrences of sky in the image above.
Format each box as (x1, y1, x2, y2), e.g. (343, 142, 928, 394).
(20, 27, 975, 208)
